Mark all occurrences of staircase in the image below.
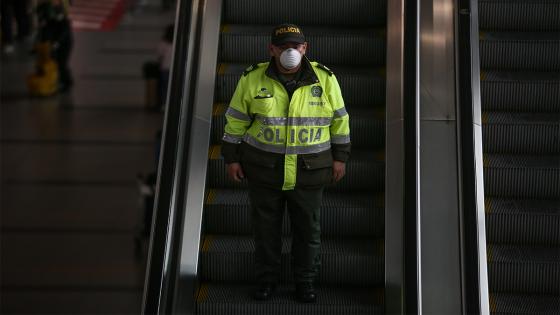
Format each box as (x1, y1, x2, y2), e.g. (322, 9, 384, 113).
(196, 0, 387, 313)
(479, 0, 560, 313)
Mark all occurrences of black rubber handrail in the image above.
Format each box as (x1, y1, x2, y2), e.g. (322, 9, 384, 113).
(142, 0, 201, 313)
(402, 0, 420, 312)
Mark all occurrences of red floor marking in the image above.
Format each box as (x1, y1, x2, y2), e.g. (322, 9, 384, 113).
(101, 0, 129, 31)
(70, 0, 129, 31)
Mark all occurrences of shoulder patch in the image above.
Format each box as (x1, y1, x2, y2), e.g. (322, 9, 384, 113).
(243, 63, 259, 76)
(316, 63, 333, 76)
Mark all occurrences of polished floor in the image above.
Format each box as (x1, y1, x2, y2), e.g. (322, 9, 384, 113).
(1, 1, 172, 313)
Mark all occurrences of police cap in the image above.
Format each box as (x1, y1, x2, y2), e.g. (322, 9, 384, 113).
(271, 23, 305, 46)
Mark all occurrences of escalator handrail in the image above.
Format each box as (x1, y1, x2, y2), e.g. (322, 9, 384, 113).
(168, 0, 223, 313)
(142, 0, 202, 313)
(385, 0, 421, 313)
(456, 0, 490, 313)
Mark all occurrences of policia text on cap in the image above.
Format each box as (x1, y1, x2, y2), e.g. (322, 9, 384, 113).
(221, 23, 351, 303)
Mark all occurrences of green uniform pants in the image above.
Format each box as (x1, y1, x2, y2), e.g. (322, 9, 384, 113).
(249, 184, 324, 284)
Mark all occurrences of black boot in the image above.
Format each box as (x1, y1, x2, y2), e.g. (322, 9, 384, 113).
(254, 282, 276, 301)
(295, 282, 317, 303)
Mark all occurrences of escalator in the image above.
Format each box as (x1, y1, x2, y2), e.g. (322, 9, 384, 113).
(478, 0, 560, 313)
(197, 0, 387, 313)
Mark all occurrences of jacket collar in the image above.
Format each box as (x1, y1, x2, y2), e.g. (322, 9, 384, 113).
(265, 56, 319, 87)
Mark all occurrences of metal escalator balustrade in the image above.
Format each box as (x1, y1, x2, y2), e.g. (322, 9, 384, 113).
(197, 0, 387, 313)
(479, 0, 560, 313)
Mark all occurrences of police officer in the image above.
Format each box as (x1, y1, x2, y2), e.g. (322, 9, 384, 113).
(221, 24, 350, 303)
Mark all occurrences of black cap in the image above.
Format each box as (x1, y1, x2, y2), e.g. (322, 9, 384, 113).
(271, 23, 305, 46)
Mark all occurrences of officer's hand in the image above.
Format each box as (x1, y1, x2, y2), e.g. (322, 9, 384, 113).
(332, 161, 346, 183)
(226, 162, 245, 182)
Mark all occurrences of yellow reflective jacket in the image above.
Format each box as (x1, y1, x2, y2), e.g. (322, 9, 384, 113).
(222, 58, 350, 190)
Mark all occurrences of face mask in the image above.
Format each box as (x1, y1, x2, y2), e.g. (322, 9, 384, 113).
(279, 48, 302, 70)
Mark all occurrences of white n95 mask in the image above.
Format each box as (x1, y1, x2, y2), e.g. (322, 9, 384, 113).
(279, 48, 302, 70)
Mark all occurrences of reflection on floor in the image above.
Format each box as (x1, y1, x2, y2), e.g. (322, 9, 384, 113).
(0, 1, 172, 313)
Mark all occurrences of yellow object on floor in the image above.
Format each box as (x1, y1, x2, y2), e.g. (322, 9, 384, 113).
(27, 42, 59, 96)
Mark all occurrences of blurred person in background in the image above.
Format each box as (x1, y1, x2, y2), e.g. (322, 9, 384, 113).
(156, 23, 174, 110)
(1, 0, 32, 54)
(35, 0, 73, 92)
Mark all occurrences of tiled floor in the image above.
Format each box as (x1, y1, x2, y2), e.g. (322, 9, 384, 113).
(1, 1, 173, 313)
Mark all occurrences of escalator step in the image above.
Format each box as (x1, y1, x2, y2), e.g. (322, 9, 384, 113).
(210, 103, 227, 144)
(480, 31, 560, 71)
(491, 293, 560, 314)
(216, 63, 386, 108)
(480, 0, 560, 311)
(222, 0, 386, 26)
(199, 235, 384, 285)
(344, 107, 386, 149)
(207, 146, 385, 192)
(204, 189, 384, 237)
(211, 103, 385, 149)
(485, 198, 560, 245)
(196, 283, 384, 315)
(480, 71, 560, 112)
(201, 1, 388, 313)
(220, 25, 386, 66)
(483, 154, 560, 198)
(482, 112, 560, 154)
(479, 0, 560, 31)
(487, 244, 560, 294)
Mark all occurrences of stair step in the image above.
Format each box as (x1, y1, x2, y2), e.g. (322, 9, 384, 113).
(199, 235, 384, 285)
(483, 154, 560, 198)
(220, 25, 386, 66)
(222, 0, 386, 26)
(204, 189, 384, 237)
(482, 112, 560, 154)
(491, 293, 560, 314)
(485, 198, 560, 245)
(479, 0, 560, 31)
(196, 283, 384, 314)
(480, 31, 560, 71)
(487, 244, 560, 294)
(480, 71, 560, 112)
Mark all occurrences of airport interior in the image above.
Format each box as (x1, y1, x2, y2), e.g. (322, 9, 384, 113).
(0, 0, 558, 314)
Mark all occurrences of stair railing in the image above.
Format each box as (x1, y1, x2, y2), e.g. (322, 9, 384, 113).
(142, 0, 222, 314)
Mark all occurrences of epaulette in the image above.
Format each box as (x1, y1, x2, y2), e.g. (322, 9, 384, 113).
(316, 63, 333, 76)
(243, 63, 259, 76)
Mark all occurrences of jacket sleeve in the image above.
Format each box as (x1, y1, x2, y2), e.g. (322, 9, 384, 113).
(326, 75, 351, 162)
(221, 75, 253, 164)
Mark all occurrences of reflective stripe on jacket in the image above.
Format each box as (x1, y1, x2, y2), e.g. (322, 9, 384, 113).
(223, 59, 350, 190)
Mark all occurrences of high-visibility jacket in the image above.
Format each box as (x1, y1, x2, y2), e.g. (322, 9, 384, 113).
(222, 59, 350, 190)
